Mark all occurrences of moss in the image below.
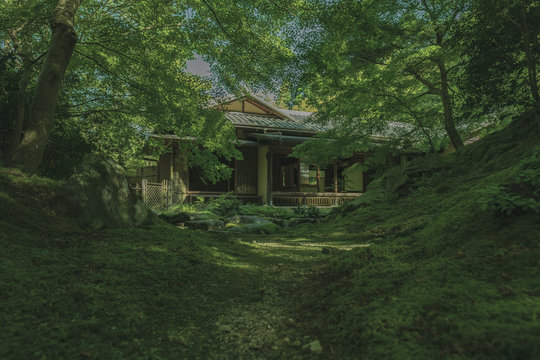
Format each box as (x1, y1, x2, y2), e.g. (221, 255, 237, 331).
(1, 110, 539, 360)
(293, 111, 540, 360)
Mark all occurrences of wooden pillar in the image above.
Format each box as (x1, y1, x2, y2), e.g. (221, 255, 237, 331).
(266, 152, 273, 205)
(170, 145, 174, 182)
(297, 159, 301, 192)
(316, 167, 320, 193)
(141, 179, 147, 203)
(234, 159, 238, 194)
(333, 160, 338, 205)
(161, 180, 167, 207)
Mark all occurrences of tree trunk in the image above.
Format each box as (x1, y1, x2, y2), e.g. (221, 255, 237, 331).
(438, 61, 464, 150)
(6, 56, 31, 159)
(7, 0, 82, 173)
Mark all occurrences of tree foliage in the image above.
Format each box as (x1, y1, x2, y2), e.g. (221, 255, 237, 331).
(1, 0, 538, 176)
(0, 0, 300, 177)
(290, 0, 471, 161)
(458, 0, 540, 111)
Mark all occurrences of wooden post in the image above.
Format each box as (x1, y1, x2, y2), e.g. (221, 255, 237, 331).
(234, 159, 238, 194)
(141, 179, 147, 204)
(316, 167, 320, 193)
(162, 180, 168, 207)
(297, 160, 301, 192)
(333, 160, 338, 205)
(266, 152, 273, 205)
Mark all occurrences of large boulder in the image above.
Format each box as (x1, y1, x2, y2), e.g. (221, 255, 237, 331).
(54, 157, 149, 229)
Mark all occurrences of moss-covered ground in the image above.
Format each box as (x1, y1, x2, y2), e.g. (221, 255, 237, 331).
(0, 168, 339, 359)
(1, 111, 539, 359)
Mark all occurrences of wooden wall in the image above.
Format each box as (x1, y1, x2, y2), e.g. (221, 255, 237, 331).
(235, 148, 258, 194)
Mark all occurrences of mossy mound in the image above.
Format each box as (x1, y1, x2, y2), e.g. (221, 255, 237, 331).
(298, 110, 540, 359)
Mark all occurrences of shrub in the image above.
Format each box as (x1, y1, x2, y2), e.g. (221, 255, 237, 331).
(479, 152, 540, 216)
(205, 193, 242, 218)
(294, 205, 322, 219)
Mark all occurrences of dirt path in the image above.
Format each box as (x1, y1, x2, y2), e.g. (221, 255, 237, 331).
(180, 233, 347, 360)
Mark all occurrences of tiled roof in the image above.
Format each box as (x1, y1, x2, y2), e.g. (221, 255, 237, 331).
(225, 111, 327, 132)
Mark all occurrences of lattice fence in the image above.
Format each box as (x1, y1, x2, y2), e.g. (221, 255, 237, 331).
(146, 182, 164, 208)
(141, 179, 176, 209)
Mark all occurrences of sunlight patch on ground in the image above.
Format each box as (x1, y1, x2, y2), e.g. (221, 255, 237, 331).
(250, 240, 370, 252)
(208, 247, 259, 270)
(146, 245, 169, 253)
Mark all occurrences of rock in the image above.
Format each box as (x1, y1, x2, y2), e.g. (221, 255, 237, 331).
(226, 215, 283, 233)
(228, 215, 271, 225)
(53, 157, 149, 229)
(309, 340, 323, 354)
(185, 219, 224, 231)
(291, 340, 302, 348)
(158, 212, 191, 224)
(218, 324, 232, 332)
(159, 211, 218, 224)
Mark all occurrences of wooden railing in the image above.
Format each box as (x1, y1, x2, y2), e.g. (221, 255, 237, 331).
(272, 192, 361, 206)
(186, 191, 262, 204)
(139, 183, 362, 209)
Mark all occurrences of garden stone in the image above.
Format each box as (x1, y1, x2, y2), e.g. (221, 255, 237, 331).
(225, 222, 280, 234)
(158, 212, 191, 224)
(160, 211, 217, 225)
(228, 215, 270, 225)
(54, 156, 149, 229)
(185, 219, 224, 231)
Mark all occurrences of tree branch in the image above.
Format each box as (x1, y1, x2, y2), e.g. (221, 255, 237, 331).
(375, 92, 436, 151)
(200, 0, 243, 48)
(406, 68, 441, 95)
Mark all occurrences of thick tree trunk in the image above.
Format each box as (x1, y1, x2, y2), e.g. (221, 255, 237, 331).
(438, 61, 464, 150)
(6, 57, 31, 159)
(7, 0, 82, 173)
